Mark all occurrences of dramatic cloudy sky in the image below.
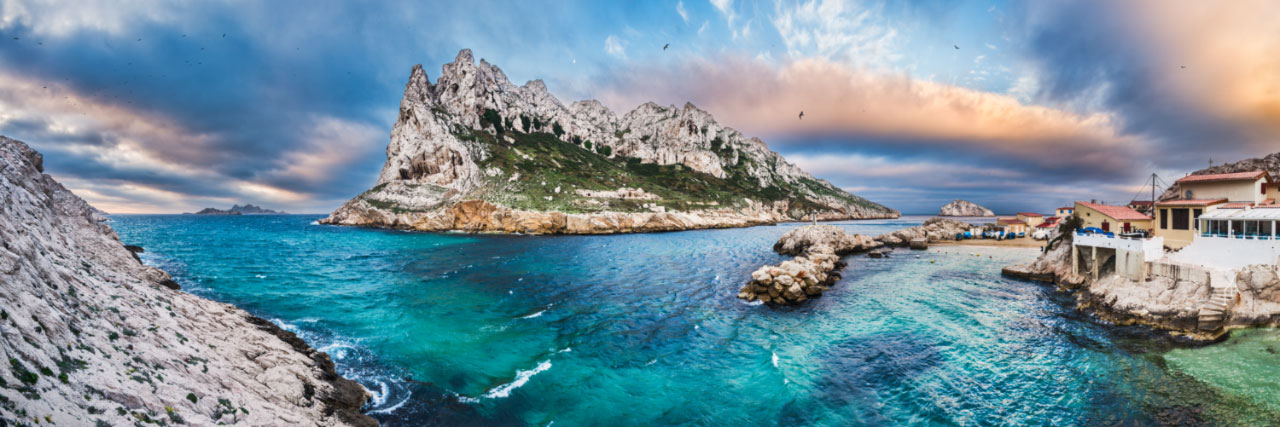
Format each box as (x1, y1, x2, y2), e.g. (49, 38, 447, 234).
(1, 1, 1277, 214)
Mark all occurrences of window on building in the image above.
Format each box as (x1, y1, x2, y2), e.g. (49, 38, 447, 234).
(1160, 208, 1168, 229)
(1193, 209, 1202, 231)
(1172, 208, 1190, 230)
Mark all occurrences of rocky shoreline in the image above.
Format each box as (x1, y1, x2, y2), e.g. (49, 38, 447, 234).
(0, 136, 375, 426)
(322, 199, 896, 235)
(1003, 226, 1280, 341)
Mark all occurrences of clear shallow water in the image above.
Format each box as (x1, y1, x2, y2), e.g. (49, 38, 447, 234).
(108, 214, 1280, 425)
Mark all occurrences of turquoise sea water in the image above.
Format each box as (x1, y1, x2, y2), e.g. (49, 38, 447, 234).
(109, 215, 1280, 425)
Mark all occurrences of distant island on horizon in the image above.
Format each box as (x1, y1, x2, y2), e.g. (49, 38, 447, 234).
(185, 203, 287, 215)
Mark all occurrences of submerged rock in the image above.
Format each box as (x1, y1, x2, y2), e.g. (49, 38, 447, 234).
(0, 136, 374, 426)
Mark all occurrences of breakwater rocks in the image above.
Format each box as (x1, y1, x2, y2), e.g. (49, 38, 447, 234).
(740, 226, 879, 304)
(741, 219, 986, 306)
(0, 136, 374, 426)
(875, 217, 973, 246)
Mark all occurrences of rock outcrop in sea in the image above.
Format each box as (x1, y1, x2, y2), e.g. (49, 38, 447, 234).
(322, 49, 898, 234)
(740, 218, 978, 305)
(740, 225, 880, 304)
(0, 136, 373, 426)
(938, 199, 994, 217)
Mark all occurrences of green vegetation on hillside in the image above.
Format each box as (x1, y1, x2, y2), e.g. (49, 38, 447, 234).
(454, 125, 886, 215)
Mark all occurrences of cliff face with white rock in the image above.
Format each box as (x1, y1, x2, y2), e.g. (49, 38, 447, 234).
(0, 136, 373, 426)
(322, 49, 898, 234)
(938, 200, 994, 217)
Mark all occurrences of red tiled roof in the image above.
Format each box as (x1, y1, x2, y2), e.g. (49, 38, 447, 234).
(1016, 212, 1044, 217)
(1220, 202, 1254, 209)
(1128, 200, 1153, 206)
(1058, 207, 1073, 210)
(1075, 201, 1153, 221)
(1036, 222, 1056, 228)
(997, 218, 1027, 226)
(1175, 170, 1269, 184)
(1154, 198, 1228, 207)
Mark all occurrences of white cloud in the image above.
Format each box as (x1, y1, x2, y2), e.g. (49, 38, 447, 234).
(0, 0, 178, 37)
(698, 20, 709, 36)
(604, 35, 627, 58)
(677, 0, 689, 23)
(772, 0, 900, 69)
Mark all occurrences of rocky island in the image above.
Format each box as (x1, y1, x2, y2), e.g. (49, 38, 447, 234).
(321, 49, 898, 234)
(938, 199, 994, 217)
(0, 136, 373, 426)
(188, 204, 287, 215)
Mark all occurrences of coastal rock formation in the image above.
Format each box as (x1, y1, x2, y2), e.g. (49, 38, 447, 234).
(938, 199, 994, 217)
(740, 225, 883, 305)
(875, 217, 973, 246)
(773, 224, 882, 256)
(323, 49, 898, 234)
(1159, 151, 1280, 200)
(0, 136, 373, 426)
(739, 246, 845, 305)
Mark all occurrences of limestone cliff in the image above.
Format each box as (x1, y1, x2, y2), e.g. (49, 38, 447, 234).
(0, 136, 373, 426)
(938, 199, 994, 217)
(322, 49, 898, 234)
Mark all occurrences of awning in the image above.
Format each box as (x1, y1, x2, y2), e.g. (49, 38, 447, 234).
(1199, 207, 1280, 220)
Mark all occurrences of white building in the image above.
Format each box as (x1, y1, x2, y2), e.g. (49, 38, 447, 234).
(1170, 206, 1280, 269)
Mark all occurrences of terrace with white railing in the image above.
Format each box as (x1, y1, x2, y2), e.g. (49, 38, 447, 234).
(1168, 208, 1280, 269)
(1073, 231, 1165, 261)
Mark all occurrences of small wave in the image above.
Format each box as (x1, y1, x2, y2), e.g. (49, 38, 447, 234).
(519, 310, 546, 319)
(481, 360, 552, 399)
(645, 359, 657, 366)
(771, 352, 779, 368)
(254, 274, 267, 279)
(557, 347, 572, 354)
(367, 391, 411, 415)
(309, 220, 319, 225)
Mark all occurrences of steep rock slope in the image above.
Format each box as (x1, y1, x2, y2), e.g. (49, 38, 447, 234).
(323, 49, 898, 234)
(938, 199, 994, 217)
(0, 136, 373, 426)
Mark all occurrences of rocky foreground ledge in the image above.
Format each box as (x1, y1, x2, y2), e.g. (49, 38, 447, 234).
(740, 218, 975, 305)
(0, 137, 374, 426)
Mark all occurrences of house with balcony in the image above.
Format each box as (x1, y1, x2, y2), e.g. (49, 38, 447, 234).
(1055, 206, 1074, 218)
(1155, 170, 1278, 248)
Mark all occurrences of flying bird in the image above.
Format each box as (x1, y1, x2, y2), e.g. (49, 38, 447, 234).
(798, 111, 804, 120)
(1181, 65, 1186, 69)
(954, 45, 959, 50)
(663, 43, 669, 50)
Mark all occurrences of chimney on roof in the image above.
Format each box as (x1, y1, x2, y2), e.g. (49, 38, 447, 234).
(1091, 199, 1097, 204)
